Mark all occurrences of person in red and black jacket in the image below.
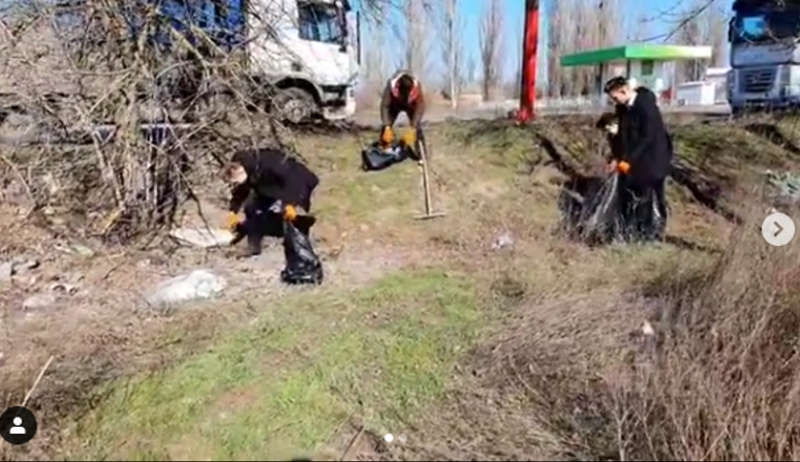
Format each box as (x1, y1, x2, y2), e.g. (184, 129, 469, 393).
(378, 70, 426, 160)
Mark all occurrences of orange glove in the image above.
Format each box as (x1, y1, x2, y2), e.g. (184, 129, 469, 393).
(283, 204, 297, 222)
(617, 161, 631, 175)
(226, 212, 242, 231)
(401, 128, 417, 147)
(380, 126, 394, 146)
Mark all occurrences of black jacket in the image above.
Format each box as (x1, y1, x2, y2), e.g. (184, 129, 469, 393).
(228, 148, 319, 213)
(616, 87, 673, 187)
(607, 133, 624, 162)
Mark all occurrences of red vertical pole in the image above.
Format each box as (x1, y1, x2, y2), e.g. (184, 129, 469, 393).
(517, 0, 539, 123)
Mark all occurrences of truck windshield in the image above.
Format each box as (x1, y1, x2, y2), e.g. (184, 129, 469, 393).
(298, 1, 344, 45)
(732, 11, 800, 44)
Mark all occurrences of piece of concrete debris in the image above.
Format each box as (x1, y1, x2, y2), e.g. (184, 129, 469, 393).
(50, 282, 79, 295)
(145, 269, 227, 307)
(14, 259, 40, 272)
(71, 244, 95, 257)
(55, 243, 95, 257)
(491, 232, 515, 250)
(0, 259, 40, 283)
(169, 227, 236, 248)
(0, 261, 13, 282)
(23, 293, 57, 311)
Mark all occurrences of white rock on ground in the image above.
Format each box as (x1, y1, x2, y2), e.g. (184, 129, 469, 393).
(0, 261, 13, 282)
(145, 269, 227, 307)
(491, 232, 515, 250)
(22, 293, 57, 311)
(169, 227, 236, 248)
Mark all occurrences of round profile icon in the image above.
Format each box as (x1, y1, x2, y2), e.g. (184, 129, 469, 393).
(0, 406, 37, 445)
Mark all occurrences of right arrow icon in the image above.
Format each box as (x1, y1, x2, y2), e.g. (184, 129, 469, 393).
(763, 213, 795, 247)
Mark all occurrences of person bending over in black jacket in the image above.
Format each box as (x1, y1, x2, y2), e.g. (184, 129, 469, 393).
(221, 148, 319, 257)
(595, 112, 624, 167)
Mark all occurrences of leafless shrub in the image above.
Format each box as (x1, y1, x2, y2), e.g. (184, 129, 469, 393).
(490, 196, 800, 460)
(0, 0, 340, 244)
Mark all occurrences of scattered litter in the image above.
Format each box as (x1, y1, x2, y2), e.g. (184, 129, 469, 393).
(0, 261, 13, 282)
(0, 259, 40, 283)
(50, 282, 79, 295)
(765, 170, 800, 203)
(146, 269, 227, 307)
(169, 227, 236, 248)
(71, 244, 95, 257)
(55, 243, 95, 257)
(22, 293, 57, 311)
(642, 321, 655, 336)
(491, 232, 515, 250)
(14, 259, 39, 272)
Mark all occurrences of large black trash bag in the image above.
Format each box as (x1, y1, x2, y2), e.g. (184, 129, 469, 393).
(557, 174, 607, 240)
(280, 220, 323, 285)
(578, 172, 625, 245)
(361, 142, 408, 171)
(620, 187, 666, 243)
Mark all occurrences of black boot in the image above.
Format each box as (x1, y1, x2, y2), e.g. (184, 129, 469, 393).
(239, 233, 263, 258)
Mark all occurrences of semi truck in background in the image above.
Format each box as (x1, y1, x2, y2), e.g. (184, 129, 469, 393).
(727, 0, 800, 114)
(2, 0, 361, 125)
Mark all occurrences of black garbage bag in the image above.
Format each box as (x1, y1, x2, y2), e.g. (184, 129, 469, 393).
(576, 172, 625, 245)
(280, 220, 323, 285)
(619, 186, 667, 243)
(557, 174, 606, 240)
(361, 142, 408, 171)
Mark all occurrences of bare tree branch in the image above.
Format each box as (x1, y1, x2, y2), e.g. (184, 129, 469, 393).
(479, 0, 504, 101)
(439, 0, 463, 107)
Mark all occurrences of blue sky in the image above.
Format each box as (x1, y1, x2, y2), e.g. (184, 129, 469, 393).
(357, 0, 735, 84)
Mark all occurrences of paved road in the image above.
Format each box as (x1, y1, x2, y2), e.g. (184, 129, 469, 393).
(0, 103, 733, 145)
(353, 103, 732, 128)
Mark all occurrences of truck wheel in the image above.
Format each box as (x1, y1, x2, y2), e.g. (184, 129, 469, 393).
(274, 88, 317, 124)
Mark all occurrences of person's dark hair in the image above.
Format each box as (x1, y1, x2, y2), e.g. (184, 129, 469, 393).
(397, 74, 415, 101)
(603, 76, 628, 94)
(595, 112, 617, 130)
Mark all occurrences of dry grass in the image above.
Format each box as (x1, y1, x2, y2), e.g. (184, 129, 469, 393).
(456, 201, 800, 461)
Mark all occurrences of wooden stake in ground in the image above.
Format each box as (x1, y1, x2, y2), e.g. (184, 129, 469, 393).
(414, 138, 446, 221)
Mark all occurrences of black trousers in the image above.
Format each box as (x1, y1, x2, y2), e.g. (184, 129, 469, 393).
(237, 191, 313, 255)
(619, 177, 668, 242)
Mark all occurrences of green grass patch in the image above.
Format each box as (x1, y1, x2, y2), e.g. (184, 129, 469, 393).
(67, 269, 483, 461)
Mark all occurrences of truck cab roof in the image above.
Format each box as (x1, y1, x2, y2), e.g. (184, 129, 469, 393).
(733, 0, 800, 11)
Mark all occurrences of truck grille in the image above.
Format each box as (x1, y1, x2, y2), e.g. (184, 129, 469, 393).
(738, 68, 776, 94)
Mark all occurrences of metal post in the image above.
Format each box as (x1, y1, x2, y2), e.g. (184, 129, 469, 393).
(517, 0, 539, 123)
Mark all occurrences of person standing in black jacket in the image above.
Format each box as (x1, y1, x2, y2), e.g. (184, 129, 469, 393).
(603, 77, 673, 242)
(221, 148, 319, 257)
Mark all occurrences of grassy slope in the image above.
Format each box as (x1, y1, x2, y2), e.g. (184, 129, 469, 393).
(46, 116, 800, 461)
(71, 270, 482, 461)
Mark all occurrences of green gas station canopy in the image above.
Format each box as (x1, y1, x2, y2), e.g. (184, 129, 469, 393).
(561, 45, 713, 67)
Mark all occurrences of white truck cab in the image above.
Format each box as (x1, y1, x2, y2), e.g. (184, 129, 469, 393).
(727, 0, 800, 113)
(250, 0, 360, 122)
